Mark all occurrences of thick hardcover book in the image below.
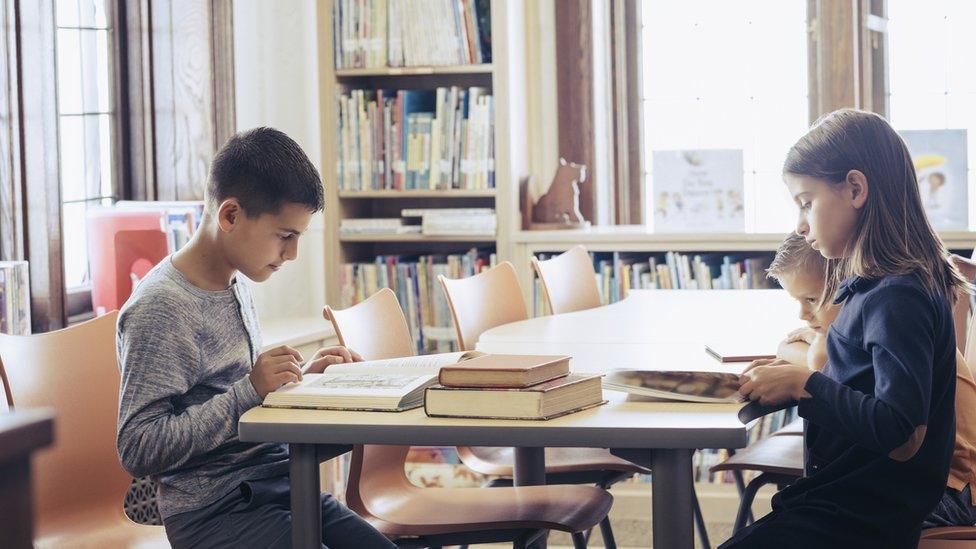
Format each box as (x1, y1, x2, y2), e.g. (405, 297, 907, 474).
(424, 373, 605, 420)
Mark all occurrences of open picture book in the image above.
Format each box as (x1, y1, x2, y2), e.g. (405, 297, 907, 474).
(602, 369, 745, 404)
(263, 351, 483, 411)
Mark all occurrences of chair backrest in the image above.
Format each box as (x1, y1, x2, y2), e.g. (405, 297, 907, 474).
(531, 245, 601, 315)
(0, 312, 129, 524)
(323, 290, 419, 527)
(438, 261, 528, 351)
(324, 288, 416, 360)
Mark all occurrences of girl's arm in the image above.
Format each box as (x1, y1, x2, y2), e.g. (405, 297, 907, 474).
(798, 284, 938, 459)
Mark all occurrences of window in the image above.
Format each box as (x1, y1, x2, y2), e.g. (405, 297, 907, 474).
(55, 0, 118, 291)
(639, 1, 810, 232)
(887, 1, 976, 229)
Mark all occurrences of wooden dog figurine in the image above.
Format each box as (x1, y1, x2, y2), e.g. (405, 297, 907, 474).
(520, 158, 589, 230)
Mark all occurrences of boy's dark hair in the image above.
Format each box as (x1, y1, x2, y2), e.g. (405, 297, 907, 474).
(207, 127, 324, 217)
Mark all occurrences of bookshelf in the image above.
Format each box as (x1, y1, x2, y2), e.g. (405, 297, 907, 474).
(318, 0, 525, 329)
(512, 227, 976, 308)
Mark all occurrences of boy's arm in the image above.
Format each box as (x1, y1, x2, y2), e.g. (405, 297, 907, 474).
(798, 285, 937, 459)
(116, 305, 262, 479)
(806, 333, 828, 371)
(777, 339, 811, 368)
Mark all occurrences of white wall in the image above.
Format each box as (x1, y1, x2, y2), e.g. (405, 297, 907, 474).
(233, 0, 326, 320)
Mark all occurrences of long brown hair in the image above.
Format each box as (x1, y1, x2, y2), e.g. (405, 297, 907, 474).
(783, 108, 969, 304)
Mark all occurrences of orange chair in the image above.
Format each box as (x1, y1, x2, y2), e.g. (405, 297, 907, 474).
(532, 245, 602, 315)
(0, 312, 169, 548)
(324, 288, 415, 360)
(324, 289, 613, 548)
(439, 262, 674, 548)
(919, 281, 976, 547)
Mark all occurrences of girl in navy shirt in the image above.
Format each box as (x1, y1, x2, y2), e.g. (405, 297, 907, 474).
(723, 109, 969, 548)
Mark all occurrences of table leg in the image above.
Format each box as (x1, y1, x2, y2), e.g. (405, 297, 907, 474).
(650, 448, 695, 549)
(514, 447, 548, 549)
(290, 443, 321, 549)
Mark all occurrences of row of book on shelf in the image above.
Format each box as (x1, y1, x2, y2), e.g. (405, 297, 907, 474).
(333, 0, 491, 69)
(340, 208, 497, 237)
(336, 87, 495, 191)
(340, 248, 497, 353)
(532, 250, 773, 314)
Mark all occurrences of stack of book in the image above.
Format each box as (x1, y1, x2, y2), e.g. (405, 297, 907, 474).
(402, 208, 496, 236)
(0, 261, 30, 335)
(425, 354, 606, 420)
(340, 248, 496, 353)
(333, 0, 491, 69)
(339, 218, 421, 236)
(336, 87, 494, 192)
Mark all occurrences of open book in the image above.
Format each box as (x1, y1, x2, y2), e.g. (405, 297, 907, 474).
(263, 351, 482, 412)
(603, 370, 745, 404)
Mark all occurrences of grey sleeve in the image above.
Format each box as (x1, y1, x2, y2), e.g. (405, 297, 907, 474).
(116, 299, 262, 478)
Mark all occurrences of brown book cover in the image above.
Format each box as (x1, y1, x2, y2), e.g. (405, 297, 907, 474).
(704, 343, 776, 363)
(438, 354, 571, 388)
(425, 373, 605, 420)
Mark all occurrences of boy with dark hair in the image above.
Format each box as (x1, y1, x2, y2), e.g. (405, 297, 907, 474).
(117, 127, 396, 548)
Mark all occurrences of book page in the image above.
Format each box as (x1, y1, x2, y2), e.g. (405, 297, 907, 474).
(315, 350, 479, 375)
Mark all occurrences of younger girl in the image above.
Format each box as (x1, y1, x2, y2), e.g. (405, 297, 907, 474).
(724, 109, 968, 548)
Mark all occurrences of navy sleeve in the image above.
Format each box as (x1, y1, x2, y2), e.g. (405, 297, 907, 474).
(798, 284, 935, 454)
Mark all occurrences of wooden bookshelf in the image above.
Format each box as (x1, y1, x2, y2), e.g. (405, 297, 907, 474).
(319, 0, 525, 308)
(338, 189, 496, 199)
(334, 64, 494, 78)
(511, 226, 976, 308)
(340, 234, 496, 243)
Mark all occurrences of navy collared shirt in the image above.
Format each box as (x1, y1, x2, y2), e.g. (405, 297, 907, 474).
(778, 273, 956, 546)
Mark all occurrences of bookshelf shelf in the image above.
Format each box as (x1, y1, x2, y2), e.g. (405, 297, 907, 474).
(340, 234, 496, 243)
(321, 0, 523, 315)
(334, 64, 494, 78)
(338, 189, 496, 199)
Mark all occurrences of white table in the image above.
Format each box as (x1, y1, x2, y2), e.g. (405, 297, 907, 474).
(239, 289, 799, 549)
(475, 289, 800, 547)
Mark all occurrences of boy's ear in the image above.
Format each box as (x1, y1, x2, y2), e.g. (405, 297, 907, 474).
(846, 170, 869, 210)
(216, 198, 243, 233)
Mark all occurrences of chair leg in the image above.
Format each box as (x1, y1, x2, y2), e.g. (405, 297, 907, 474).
(728, 449, 755, 526)
(598, 516, 617, 549)
(572, 532, 588, 549)
(692, 486, 711, 549)
(733, 473, 772, 533)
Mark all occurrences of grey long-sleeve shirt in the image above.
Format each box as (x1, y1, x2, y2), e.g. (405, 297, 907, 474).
(116, 257, 288, 519)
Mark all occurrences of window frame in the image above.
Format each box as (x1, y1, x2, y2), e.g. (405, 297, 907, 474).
(607, 0, 887, 226)
(54, 0, 127, 319)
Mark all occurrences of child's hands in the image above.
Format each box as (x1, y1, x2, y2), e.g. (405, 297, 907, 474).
(303, 346, 364, 374)
(738, 360, 813, 405)
(249, 345, 304, 399)
(784, 327, 817, 345)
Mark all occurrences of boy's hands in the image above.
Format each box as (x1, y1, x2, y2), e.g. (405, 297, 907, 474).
(739, 358, 813, 405)
(249, 345, 304, 399)
(303, 346, 365, 374)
